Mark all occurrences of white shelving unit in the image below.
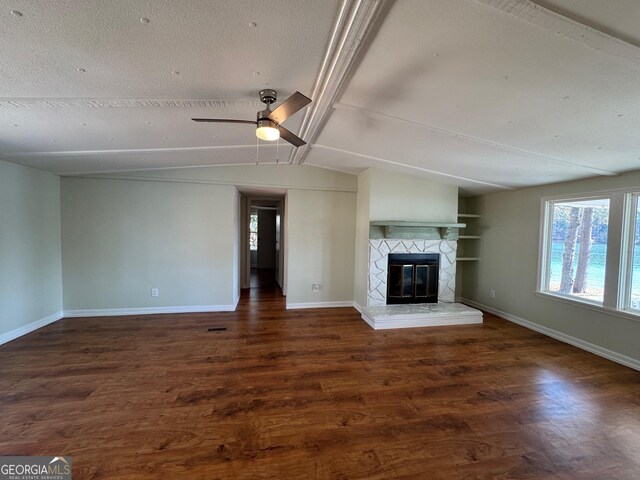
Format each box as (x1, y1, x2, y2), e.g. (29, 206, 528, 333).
(456, 213, 481, 261)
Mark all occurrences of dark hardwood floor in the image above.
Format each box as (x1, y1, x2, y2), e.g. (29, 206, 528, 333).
(249, 267, 279, 290)
(1, 278, 639, 479)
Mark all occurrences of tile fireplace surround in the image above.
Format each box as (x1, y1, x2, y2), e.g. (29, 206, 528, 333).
(360, 238, 483, 329)
(367, 239, 457, 306)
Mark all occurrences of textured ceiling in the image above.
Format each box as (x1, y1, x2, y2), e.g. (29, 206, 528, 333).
(310, 0, 640, 194)
(0, 0, 337, 173)
(1, 0, 640, 195)
(536, 0, 640, 46)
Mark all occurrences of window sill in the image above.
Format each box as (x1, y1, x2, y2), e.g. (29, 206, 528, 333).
(535, 291, 640, 324)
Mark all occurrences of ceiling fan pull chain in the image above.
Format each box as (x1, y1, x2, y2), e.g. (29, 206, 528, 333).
(276, 136, 279, 164)
(256, 136, 259, 166)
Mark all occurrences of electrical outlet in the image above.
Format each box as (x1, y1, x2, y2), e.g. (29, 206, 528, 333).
(312, 283, 320, 293)
(151, 288, 159, 297)
(489, 289, 496, 299)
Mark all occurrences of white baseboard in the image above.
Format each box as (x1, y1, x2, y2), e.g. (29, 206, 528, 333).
(353, 303, 375, 328)
(0, 310, 64, 346)
(462, 298, 640, 372)
(286, 301, 355, 310)
(63, 304, 237, 318)
(233, 294, 240, 311)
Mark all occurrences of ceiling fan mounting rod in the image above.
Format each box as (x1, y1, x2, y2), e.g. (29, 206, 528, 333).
(259, 89, 277, 106)
(258, 89, 277, 125)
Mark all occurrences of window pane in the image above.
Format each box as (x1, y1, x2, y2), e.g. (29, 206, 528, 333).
(250, 213, 258, 251)
(629, 199, 640, 309)
(547, 198, 609, 304)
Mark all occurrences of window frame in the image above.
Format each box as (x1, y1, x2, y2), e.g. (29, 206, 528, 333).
(619, 192, 640, 313)
(537, 187, 640, 323)
(538, 194, 611, 307)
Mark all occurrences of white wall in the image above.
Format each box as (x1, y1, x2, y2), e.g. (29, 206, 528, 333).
(286, 189, 357, 307)
(462, 171, 640, 366)
(62, 177, 237, 312)
(0, 161, 63, 341)
(61, 164, 357, 313)
(368, 169, 458, 222)
(232, 190, 240, 306)
(354, 170, 371, 306)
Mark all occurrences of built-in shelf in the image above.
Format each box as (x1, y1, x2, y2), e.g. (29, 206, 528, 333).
(457, 213, 480, 261)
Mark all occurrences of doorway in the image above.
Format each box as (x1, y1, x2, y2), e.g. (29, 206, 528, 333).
(239, 191, 286, 295)
(250, 204, 278, 289)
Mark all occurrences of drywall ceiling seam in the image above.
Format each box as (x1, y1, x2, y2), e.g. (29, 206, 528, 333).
(313, 144, 514, 190)
(58, 161, 295, 176)
(1, 144, 284, 158)
(63, 173, 358, 193)
(303, 160, 364, 176)
(287, 0, 390, 166)
(471, 0, 640, 65)
(0, 99, 263, 109)
(332, 103, 618, 177)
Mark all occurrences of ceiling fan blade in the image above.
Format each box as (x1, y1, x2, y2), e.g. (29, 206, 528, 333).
(268, 91, 311, 124)
(276, 125, 306, 147)
(192, 118, 256, 124)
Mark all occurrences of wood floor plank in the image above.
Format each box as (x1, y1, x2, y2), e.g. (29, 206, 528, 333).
(1, 278, 639, 479)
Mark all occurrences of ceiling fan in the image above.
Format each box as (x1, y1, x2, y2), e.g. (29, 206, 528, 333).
(192, 89, 311, 147)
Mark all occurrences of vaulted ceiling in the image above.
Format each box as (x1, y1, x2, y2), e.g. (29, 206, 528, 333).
(1, 0, 639, 195)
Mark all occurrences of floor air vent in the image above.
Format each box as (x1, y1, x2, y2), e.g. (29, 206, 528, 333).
(207, 327, 227, 332)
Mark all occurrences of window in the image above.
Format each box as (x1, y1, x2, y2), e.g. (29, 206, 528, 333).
(623, 194, 640, 311)
(541, 197, 610, 304)
(250, 213, 258, 251)
(539, 190, 640, 318)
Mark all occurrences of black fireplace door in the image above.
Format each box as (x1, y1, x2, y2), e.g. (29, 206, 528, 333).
(387, 253, 439, 304)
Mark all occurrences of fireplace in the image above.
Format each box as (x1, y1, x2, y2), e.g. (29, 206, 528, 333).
(367, 239, 456, 307)
(387, 253, 439, 304)
(360, 230, 483, 330)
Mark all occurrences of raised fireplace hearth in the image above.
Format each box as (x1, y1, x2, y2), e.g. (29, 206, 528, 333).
(387, 253, 439, 304)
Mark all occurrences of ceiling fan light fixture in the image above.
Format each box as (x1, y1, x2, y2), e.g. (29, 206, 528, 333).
(256, 119, 280, 141)
(192, 90, 310, 147)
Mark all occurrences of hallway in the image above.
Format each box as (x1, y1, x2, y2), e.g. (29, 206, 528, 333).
(249, 268, 280, 291)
